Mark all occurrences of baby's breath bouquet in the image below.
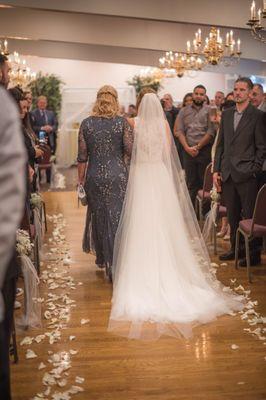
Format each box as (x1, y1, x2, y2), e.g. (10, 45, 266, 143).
(210, 187, 221, 203)
(16, 229, 33, 256)
(30, 193, 43, 210)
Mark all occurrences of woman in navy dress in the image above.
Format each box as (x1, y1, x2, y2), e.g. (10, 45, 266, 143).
(77, 86, 133, 280)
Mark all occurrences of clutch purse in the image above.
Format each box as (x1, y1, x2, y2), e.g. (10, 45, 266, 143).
(77, 184, 88, 206)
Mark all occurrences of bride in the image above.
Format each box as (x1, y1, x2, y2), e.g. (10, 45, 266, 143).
(108, 92, 244, 340)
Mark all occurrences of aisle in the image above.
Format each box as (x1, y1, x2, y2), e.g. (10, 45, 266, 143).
(11, 192, 266, 400)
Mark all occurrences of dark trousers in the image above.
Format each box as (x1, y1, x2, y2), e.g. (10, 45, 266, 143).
(222, 176, 260, 254)
(0, 277, 16, 400)
(183, 145, 211, 207)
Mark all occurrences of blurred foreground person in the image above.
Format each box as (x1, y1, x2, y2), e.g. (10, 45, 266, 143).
(0, 85, 26, 398)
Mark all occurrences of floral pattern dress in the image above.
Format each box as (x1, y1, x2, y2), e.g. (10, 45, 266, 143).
(77, 116, 133, 269)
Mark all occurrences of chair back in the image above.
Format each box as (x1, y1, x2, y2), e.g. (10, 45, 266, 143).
(252, 184, 266, 229)
(203, 162, 213, 196)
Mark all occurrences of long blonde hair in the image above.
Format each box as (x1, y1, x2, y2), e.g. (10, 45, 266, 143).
(92, 85, 119, 118)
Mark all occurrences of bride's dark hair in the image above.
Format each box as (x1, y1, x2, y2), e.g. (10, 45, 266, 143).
(136, 87, 156, 111)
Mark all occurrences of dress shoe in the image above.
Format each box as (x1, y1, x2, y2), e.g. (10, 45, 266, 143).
(219, 249, 245, 261)
(239, 255, 261, 267)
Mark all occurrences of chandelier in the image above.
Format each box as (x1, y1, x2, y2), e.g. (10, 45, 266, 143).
(247, 1, 266, 44)
(159, 51, 203, 78)
(0, 38, 36, 88)
(186, 27, 241, 66)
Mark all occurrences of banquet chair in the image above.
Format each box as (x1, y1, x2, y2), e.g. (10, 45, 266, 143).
(195, 162, 213, 227)
(235, 184, 266, 282)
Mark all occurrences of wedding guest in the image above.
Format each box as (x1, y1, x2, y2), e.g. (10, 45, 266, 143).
(77, 85, 134, 281)
(127, 104, 137, 117)
(250, 83, 266, 112)
(214, 91, 225, 110)
(0, 64, 26, 399)
(161, 93, 181, 163)
(211, 99, 235, 241)
(251, 83, 266, 186)
(204, 95, 210, 105)
(119, 105, 126, 116)
(8, 88, 43, 169)
(175, 84, 215, 206)
(213, 77, 266, 266)
(226, 92, 234, 101)
(182, 92, 193, 108)
(31, 95, 58, 154)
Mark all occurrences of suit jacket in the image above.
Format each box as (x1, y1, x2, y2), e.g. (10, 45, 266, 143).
(30, 108, 58, 136)
(258, 101, 266, 113)
(213, 103, 266, 183)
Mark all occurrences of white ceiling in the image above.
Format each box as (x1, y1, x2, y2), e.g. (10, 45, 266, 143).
(0, 0, 265, 75)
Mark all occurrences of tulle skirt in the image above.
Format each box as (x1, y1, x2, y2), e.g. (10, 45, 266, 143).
(108, 163, 244, 340)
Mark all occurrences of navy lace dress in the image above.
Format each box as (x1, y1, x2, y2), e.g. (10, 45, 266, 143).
(77, 116, 133, 269)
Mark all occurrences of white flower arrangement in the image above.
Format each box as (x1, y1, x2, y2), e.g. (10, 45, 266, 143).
(16, 229, 33, 256)
(210, 187, 221, 203)
(30, 193, 43, 209)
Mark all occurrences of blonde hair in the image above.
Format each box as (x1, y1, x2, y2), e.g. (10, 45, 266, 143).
(92, 85, 119, 118)
(136, 87, 156, 111)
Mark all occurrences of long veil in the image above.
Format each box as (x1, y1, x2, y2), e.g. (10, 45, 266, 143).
(109, 93, 243, 340)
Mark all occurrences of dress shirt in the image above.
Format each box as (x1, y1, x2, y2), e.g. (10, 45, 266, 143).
(177, 103, 215, 146)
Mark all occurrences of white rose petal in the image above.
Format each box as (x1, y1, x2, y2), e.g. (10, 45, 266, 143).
(237, 382, 245, 385)
(68, 385, 84, 394)
(69, 349, 78, 355)
(20, 336, 33, 346)
(26, 349, 38, 359)
(75, 376, 85, 384)
(81, 319, 90, 325)
(69, 335, 76, 341)
(57, 379, 67, 387)
(38, 362, 46, 370)
(231, 344, 239, 350)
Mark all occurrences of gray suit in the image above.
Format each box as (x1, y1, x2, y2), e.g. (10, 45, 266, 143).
(214, 103, 266, 252)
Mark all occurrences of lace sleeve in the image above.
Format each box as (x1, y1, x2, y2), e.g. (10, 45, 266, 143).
(123, 118, 134, 166)
(77, 120, 88, 163)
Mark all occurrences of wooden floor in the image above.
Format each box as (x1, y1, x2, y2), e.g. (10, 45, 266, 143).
(11, 191, 266, 400)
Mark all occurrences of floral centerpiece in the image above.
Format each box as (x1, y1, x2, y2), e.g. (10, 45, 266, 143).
(30, 193, 43, 210)
(127, 67, 164, 94)
(16, 229, 33, 256)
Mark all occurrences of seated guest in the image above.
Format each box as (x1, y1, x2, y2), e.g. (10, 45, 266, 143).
(31, 95, 58, 154)
(213, 77, 266, 266)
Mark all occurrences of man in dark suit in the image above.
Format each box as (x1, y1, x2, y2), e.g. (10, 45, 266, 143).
(213, 77, 266, 266)
(31, 95, 58, 154)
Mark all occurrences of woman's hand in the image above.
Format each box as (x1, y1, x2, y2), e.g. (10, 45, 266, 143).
(34, 146, 44, 158)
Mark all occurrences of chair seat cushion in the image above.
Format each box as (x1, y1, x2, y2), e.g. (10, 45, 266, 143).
(218, 205, 227, 217)
(239, 219, 266, 237)
(197, 190, 211, 200)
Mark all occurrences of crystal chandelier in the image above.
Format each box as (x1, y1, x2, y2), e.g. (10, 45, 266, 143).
(186, 27, 241, 66)
(0, 38, 36, 88)
(159, 51, 203, 78)
(247, 1, 266, 44)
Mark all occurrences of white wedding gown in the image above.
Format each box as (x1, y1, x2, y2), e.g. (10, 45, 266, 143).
(108, 94, 244, 340)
